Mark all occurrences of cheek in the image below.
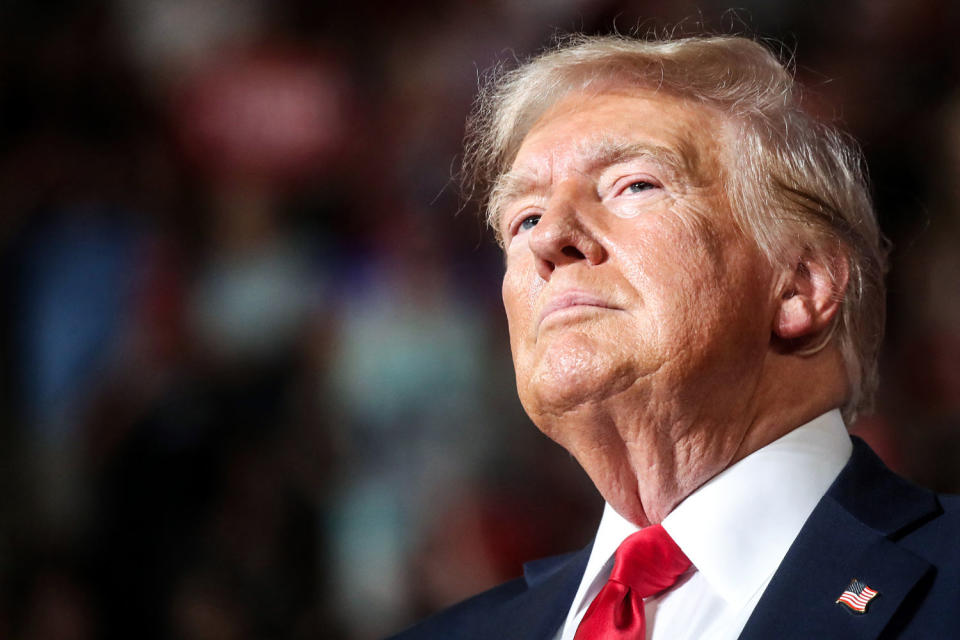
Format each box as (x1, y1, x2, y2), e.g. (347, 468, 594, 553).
(501, 259, 538, 346)
(615, 215, 722, 298)
(616, 208, 742, 341)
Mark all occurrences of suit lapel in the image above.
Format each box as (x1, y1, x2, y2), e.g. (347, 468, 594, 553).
(491, 544, 592, 639)
(739, 438, 940, 640)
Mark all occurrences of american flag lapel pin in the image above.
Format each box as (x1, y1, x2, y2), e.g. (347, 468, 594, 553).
(836, 578, 879, 614)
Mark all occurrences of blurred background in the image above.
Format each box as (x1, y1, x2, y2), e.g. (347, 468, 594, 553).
(1, 1, 959, 638)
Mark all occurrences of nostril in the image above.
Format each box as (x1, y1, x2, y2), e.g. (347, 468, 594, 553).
(535, 259, 555, 281)
(562, 246, 585, 259)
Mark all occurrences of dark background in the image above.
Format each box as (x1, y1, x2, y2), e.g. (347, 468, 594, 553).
(1, 1, 959, 638)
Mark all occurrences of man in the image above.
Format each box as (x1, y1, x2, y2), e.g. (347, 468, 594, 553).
(391, 34, 960, 639)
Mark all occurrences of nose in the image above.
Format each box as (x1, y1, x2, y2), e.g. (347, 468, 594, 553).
(527, 185, 606, 281)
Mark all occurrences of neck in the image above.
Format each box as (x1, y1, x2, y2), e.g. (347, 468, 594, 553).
(538, 348, 849, 528)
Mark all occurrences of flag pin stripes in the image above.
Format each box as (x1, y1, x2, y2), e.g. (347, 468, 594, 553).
(836, 578, 879, 614)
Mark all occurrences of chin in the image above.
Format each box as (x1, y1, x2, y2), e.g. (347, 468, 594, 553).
(519, 336, 638, 420)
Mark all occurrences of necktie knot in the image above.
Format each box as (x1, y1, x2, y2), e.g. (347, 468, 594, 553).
(610, 524, 691, 597)
(574, 524, 691, 640)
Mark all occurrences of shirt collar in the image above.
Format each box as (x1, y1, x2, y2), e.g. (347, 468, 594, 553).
(576, 409, 852, 613)
(663, 409, 852, 606)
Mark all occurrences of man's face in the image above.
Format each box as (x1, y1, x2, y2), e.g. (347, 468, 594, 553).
(499, 89, 777, 443)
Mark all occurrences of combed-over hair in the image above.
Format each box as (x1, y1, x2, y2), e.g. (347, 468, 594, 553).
(463, 34, 887, 422)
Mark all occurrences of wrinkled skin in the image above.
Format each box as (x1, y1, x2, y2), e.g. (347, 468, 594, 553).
(499, 89, 848, 526)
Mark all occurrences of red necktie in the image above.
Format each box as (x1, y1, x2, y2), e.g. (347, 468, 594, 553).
(574, 524, 691, 640)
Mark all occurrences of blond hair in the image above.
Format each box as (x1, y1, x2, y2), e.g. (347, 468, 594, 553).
(463, 34, 887, 422)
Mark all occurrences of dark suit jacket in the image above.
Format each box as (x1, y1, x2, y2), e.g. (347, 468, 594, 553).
(389, 438, 960, 639)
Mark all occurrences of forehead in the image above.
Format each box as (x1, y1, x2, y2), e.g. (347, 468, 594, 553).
(516, 88, 727, 178)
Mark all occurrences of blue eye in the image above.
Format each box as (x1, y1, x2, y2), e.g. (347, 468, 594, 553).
(518, 215, 541, 232)
(626, 181, 655, 193)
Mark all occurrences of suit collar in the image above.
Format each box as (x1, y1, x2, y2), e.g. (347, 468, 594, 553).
(739, 437, 940, 639)
(396, 544, 592, 640)
(829, 437, 940, 536)
(481, 543, 593, 639)
(523, 542, 593, 587)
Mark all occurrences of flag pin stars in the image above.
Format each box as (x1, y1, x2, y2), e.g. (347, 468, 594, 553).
(836, 578, 879, 614)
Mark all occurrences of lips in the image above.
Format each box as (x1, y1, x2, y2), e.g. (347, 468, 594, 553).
(537, 290, 619, 328)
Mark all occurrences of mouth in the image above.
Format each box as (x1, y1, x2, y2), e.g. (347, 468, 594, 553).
(537, 291, 619, 329)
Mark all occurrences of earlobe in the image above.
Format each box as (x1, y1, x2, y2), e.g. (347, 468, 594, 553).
(773, 250, 849, 344)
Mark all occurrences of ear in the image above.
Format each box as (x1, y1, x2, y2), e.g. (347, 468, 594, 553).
(774, 249, 849, 342)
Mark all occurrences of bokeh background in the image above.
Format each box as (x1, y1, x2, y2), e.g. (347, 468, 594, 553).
(1, 1, 959, 638)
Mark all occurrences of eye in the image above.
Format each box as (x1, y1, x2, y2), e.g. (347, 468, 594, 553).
(518, 214, 541, 231)
(509, 213, 541, 237)
(625, 180, 656, 194)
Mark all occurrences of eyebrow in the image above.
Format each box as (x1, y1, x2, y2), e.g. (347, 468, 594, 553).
(586, 139, 691, 176)
(489, 138, 697, 231)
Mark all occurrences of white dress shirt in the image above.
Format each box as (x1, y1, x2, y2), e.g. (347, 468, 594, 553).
(556, 410, 853, 640)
